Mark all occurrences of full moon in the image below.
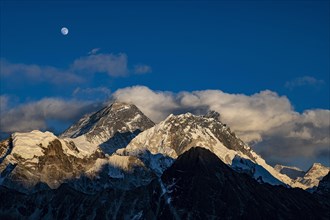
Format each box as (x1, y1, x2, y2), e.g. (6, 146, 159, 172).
(61, 27, 69, 35)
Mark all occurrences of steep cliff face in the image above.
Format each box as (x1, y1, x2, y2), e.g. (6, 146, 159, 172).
(0, 132, 105, 191)
(61, 102, 155, 148)
(297, 163, 330, 189)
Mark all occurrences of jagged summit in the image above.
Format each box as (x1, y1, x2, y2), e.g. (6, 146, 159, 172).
(60, 101, 155, 145)
(119, 111, 297, 186)
(204, 110, 221, 120)
(296, 163, 330, 189)
(274, 163, 330, 189)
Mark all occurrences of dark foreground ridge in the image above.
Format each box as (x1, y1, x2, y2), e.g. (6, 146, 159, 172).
(159, 147, 329, 219)
(0, 147, 329, 219)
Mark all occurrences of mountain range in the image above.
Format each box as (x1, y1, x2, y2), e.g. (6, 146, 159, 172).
(0, 102, 329, 219)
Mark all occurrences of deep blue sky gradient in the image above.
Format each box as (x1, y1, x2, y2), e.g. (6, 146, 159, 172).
(1, 0, 329, 111)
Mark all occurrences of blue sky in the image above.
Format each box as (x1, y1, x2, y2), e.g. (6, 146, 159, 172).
(0, 0, 329, 169)
(1, 0, 329, 109)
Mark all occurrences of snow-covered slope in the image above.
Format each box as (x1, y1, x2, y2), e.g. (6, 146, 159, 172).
(296, 163, 330, 189)
(0, 130, 105, 191)
(117, 112, 298, 187)
(274, 163, 330, 190)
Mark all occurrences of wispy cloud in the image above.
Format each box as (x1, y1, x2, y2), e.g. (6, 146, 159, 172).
(0, 59, 84, 84)
(285, 76, 325, 89)
(133, 64, 152, 74)
(71, 53, 129, 76)
(88, 48, 100, 55)
(0, 52, 152, 85)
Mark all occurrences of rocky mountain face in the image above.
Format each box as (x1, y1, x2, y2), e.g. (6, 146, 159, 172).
(119, 112, 297, 186)
(295, 163, 330, 190)
(0, 147, 328, 219)
(274, 163, 330, 190)
(0, 131, 105, 192)
(297, 163, 330, 190)
(61, 102, 155, 153)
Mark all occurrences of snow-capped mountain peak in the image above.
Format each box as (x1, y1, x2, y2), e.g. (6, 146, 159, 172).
(274, 162, 330, 190)
(60, 101, 155, 146)
(297, 163, 330, 189)
(117, 111, 298, 186)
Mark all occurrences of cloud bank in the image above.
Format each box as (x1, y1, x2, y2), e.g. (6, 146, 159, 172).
(113, 86, 330, 167)
(1, 86, 329, 168)
(0, 96, 101, 133)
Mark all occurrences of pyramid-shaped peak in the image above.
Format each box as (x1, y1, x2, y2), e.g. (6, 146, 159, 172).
(311, 163, 326, 168)
(60, 101, 154, 142)
(306, 163, 329, 173)
(109, 101, 136, 110)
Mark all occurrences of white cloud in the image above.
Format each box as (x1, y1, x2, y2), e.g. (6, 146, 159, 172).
(113, 86, 179, 122)
(71, 53, 129, 76)
(285, 76, 325, 89)
(134, 64, 152, 74)
(0, 59, 84, 84)
(113, 86, 298, 143)
(113, 86, 330, 166)
(0, 97, 102, 133)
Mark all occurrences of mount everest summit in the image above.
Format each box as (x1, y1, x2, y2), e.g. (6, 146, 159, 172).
(0, 102, 329, 219)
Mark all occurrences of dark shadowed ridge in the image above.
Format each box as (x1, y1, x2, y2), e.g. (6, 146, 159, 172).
(158, 147, 329, 220)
